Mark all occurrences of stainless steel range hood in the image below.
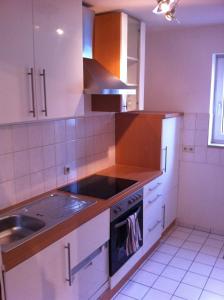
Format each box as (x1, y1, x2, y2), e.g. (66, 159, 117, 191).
(82, 6, 136, 95)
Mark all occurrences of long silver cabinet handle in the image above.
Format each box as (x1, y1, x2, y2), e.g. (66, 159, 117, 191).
(162, 146, 168, 173)
(65, 243, 72, 286)
(162, 205, 166, 229)
(148, 182, 162, 192)
(148, 220, 162, 233)
(27, 67, 36, 117)
(40, 69, 48, 116)
(148, 194, 162, 205)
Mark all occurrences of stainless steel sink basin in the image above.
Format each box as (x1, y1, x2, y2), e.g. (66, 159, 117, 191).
(0, 215, 45, 246)
(0, 193, 96, 251)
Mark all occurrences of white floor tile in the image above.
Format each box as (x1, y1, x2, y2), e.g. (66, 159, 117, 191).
(115, 294, 135, 300)
(191, 230, 209, 238)
(150, 252, 173, 264)
(209, 234, 224, 241)
(189, 262, 213, 276)
(219, 249, 224, 258)
(169, 257, 192, 270)
(158, 244, 179, 256)
(200, 245, 220, 257)
(171, 297, 184, 300)
(153, 276, 179, 294)
(176, 248, 198, 261)
(210, 267, 224, 282)
(131, 270, 158, 287)
(200, 290, 224, 300)
(204, 239, 223, 249)
(175, 226, 193, 233)
(183, 241, 202, 251)
(170, 231, 190, 240)
(205, 278, 224, 296)
(166, 237, 184, 247)
(121, 281, 149, 299)
(175, 283, 202, 300)
(144, 288, 172, 300)
(215, 258, 224, 270)
(162, 266, 186, 282)
(142, 260, 166, 275)
(182, 272, 208, 289)
(195, 253, 217, 266)
(188, 234, 207, 244)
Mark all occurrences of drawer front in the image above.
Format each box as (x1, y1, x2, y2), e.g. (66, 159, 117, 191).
(143, 191, 163, 208)
(71, 244, 109, 300)
(144, 195, 163, 234)
(67, 209, 110, 267)
(142, 220, 162, 256)
(143, 176, 163, 199)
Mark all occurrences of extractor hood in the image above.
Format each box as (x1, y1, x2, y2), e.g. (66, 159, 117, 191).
(82, 6, 136, 95)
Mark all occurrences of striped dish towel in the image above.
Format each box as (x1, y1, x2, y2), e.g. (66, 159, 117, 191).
(126, 211, 142, 256)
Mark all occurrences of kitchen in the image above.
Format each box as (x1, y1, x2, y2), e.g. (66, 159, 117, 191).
(0, 0, 224, 300)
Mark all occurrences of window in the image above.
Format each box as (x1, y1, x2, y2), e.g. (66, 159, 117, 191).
(209, 54, 224, 146)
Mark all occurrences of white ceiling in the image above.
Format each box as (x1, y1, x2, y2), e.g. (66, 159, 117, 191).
(87, 0, 224, 28)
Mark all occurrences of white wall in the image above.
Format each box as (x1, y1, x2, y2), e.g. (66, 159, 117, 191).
(144, 24, 224, 233)
(144, 25, 224, 113)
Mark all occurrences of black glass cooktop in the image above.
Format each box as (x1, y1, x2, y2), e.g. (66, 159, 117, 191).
(59, 175, 137, 200)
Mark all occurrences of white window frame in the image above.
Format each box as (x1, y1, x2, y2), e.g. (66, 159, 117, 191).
(208, 53, 224, 146)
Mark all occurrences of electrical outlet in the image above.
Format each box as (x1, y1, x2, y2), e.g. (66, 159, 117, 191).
(183, 145, 195, 153)
(64, 166, 70, 175)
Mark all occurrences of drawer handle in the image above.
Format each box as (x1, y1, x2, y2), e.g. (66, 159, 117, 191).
(148, 194, 162, 205)
(65, 243, 72, 286)
(148, 220, 161, 233)
(148, 182, 162, 192)
(83, 261, 93, 270)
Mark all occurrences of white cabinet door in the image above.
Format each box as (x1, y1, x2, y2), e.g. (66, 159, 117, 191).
(0, 0, 37, 124)
(4, 235, 71, 300)
(33, 0, 84, 119)
(163, 186, 178, 230)
(161, 117, 181, 192)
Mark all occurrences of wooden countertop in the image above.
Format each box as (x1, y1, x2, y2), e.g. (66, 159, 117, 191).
(117, 111, 184, 119)
(2, 164, 162, 271)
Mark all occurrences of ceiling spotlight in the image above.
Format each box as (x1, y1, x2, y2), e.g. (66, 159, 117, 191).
(153, 0, 180, 22)
(153, 0, 175, 14)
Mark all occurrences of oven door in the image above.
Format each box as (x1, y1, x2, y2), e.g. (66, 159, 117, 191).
(109, 201, 143, 276)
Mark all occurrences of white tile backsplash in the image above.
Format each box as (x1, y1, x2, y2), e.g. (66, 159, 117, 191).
(183, 114, 196, 130)
(181, 113, 224, 166)
(0, 127, 13, 155)
(0, 114, 115, 209)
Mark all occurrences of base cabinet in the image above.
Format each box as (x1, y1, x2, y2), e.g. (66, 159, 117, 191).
(163, 186, 178, 231)
(4, 210, 110, 300)
(142, 177, 163, 256)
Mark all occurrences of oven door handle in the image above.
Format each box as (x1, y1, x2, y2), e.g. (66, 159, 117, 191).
(114, 206, 142, 229)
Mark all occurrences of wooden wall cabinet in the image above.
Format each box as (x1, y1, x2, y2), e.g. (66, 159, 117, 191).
(93, 12, 146, 112)
(0, 0, 84, 125)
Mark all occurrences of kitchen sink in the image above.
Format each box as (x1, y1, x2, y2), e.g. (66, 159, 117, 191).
(0, 215, 45, 246)
(0, 193, 96, 251)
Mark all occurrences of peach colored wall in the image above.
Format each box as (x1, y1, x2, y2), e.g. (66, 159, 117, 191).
(144, 25, 224, 113)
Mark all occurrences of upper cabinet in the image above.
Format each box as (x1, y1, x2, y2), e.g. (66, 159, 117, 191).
(0, 0, 84, 125)
(94, 12, 146, 112)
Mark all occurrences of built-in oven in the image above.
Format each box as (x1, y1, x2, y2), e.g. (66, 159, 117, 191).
(109, 189, 143, 276)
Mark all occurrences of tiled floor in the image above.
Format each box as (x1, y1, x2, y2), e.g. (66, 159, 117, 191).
(113, 226, 224, 300)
